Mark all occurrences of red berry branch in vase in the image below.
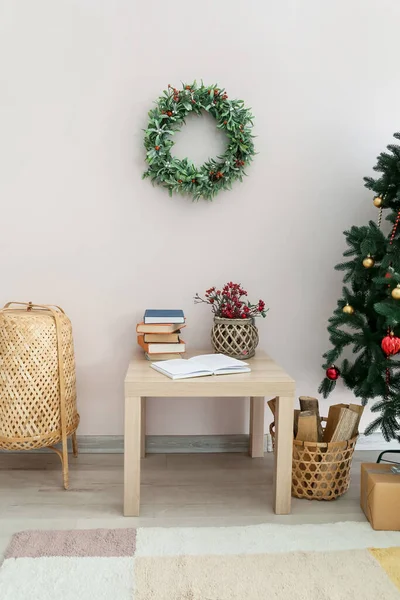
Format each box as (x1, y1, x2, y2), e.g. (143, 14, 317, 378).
(194, 282, 268, 319)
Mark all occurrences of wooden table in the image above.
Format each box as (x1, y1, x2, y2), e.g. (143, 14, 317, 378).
(124, 350, 295, 516)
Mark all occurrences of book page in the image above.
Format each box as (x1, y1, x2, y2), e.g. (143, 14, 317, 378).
(151, 359, 211, 376)
(189, 354, 249, 372)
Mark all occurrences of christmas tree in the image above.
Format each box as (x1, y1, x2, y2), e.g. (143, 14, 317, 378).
(319, 132, 400, 442)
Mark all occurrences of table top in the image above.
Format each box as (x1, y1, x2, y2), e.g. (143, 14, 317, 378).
(125, 350, 295, 398)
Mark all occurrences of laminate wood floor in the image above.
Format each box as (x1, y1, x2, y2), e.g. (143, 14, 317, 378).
(0, 451, 377, 558)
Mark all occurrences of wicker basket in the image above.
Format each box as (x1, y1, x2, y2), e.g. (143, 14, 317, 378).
(270, 419, 358, 500)
(0, 302, 79, 488)
(211, 316, 259, 359)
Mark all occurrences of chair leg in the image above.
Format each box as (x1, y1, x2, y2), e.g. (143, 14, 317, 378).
(72, 431, 78, 458)
(61, 433, 69, 490)
(48, 444, 69, 489)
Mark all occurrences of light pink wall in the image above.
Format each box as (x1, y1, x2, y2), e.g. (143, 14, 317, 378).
(1, 0, 400, 435)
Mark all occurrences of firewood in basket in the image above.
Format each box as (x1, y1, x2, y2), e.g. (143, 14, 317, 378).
(267, 397, 277, 416)
(299, 396, 324, 441)
(323, 403, 348, 442)
(293, 409, 301, 437)
(296, 411, 319, 442)
(329, 408, 359, 442)
(348, 403, 364, 437)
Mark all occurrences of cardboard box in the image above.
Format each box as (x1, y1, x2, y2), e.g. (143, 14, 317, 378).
(360, 463, 400, 531)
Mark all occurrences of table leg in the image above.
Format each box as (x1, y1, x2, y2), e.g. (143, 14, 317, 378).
(274, 395, 294, 514)
(249, 397, 265, 457)
(141, 397, 146, 458)
(124, 395, 141, 516)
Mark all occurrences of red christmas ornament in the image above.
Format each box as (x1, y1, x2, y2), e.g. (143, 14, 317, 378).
(326, 365, 340, 380)
(381, 332, 400, 356)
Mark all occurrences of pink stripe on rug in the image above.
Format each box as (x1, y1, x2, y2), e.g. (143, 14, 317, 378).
(5, 528, 136, 558)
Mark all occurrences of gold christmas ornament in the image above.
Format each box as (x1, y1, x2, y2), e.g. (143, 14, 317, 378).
(363, 255, 375, 268)
(391, 284, 400, 300)
(343, 303, 355, 315)
(373, 196, 383, 208)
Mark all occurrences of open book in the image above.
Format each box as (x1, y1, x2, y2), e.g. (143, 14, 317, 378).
(150, 353, 251, 380)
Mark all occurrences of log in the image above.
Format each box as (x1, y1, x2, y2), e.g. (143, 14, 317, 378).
(323, 404, 348, 442)
(267, 397, 277, 416)
(348, 403, 364, 437)
(296, 411, 319, 442)
(293, 409, 301, 437)
(299, 396, 324, 441)
(330, 408, 359, 442)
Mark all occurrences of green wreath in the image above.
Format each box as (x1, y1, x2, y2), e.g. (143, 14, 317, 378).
(143, 81, 255, 201)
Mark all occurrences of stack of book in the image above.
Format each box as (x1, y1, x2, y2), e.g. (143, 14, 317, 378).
(137, 309, 186, 361)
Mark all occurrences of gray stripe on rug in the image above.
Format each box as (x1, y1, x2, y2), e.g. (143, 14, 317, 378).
(5, 528, 136, 558)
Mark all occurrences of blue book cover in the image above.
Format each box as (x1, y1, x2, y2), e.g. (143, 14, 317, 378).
(144, 309, 185, 324)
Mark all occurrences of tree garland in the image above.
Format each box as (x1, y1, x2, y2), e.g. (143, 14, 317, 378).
(143, 82, 255, 201)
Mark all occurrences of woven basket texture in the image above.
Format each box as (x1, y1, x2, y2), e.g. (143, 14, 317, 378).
(211, 317, 259, 359)
(0, 305, 79, 451)
(270, 418, 357, 501)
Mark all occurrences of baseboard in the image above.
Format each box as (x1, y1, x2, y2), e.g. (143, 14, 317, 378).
(0, 434, 250, 454)
(2, 432, 398, 454)
(353, 432, 399, 451)
(73, 434, 250, 454)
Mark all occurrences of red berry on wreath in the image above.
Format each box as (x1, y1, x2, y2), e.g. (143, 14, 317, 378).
(178, 179, 182, 184)
(167, 111, 172, 116)
(192, 179, 196, 183)
(214, 89, 219, 95)
(326, 365, 340, 380)
(223, 120, 227, 124)
(185, 85, 191, 90)
(155, 146, 160, 151)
